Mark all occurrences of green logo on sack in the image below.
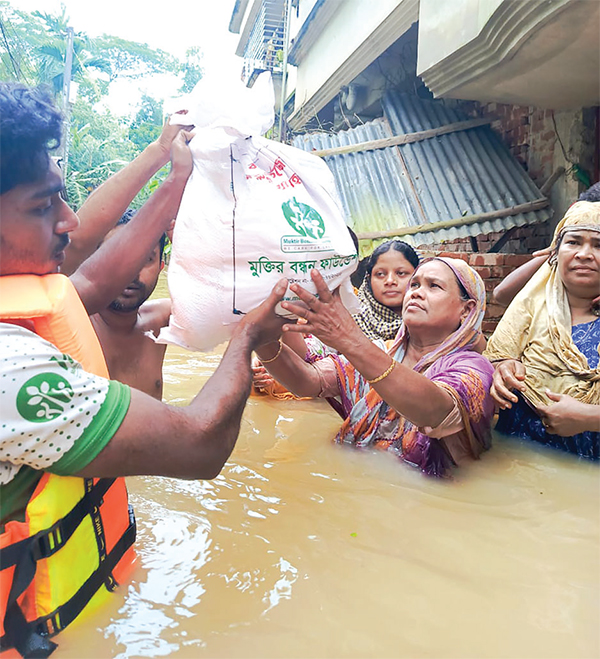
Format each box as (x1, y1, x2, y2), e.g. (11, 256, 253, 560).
(282, 197, 325, 240)
(16, 373, 74, 423)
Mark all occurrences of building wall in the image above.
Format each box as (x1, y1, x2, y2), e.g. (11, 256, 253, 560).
(416, 101, 598, 255)
(288, 0, 419, 128)
(416, 0, 503, 74)
(293, 0, 403, 109)
(416, 0, 598, 109)
(470, 103, 593, 221)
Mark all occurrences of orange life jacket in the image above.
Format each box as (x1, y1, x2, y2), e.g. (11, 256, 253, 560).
(0, 274, 136, 658)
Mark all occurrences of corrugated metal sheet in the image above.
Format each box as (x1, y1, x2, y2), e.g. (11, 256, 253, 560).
(292, 91, 551, 252)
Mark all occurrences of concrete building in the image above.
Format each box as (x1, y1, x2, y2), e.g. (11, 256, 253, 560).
(230, 0, 600, 253)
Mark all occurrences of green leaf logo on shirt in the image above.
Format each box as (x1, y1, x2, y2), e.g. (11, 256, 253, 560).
(282, 197, 325, 240)
(16, 373, 74, 423)
(50, 353, 80, 375)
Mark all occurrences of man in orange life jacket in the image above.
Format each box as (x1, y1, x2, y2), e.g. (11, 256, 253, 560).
(0, 83, 287, 656)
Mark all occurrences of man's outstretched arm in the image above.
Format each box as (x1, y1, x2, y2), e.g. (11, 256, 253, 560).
(76, 281, 288, 480)
(70, 131, 192, 316)
(62, 112, 193, 275)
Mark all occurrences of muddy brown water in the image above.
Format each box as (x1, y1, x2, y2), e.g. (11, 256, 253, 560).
(56, 275, 599, 659)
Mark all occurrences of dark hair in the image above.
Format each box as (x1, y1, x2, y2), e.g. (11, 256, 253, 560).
(117, 209, 167, 260)
(455, 277, 471, 301)
(0, 83, 63, 195)
(347, 226, 365, 287)
(579, 182, 600, 202)
(366, 239, 419, 276)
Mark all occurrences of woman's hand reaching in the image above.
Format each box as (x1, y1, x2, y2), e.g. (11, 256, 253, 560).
(281, 269, 365, 356)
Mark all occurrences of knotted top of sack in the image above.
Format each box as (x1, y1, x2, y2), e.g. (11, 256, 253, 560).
(166, 71, 275, 138)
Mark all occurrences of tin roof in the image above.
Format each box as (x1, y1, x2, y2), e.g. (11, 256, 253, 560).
(292, 91, 551, 252)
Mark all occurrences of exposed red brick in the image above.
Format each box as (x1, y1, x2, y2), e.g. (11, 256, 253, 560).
(482, 320, 500, 335)
(504, 254, 532, 267)
(484, 278, 501, 292)
(485, 302, 507, 319)
(437, 251, 469, 261)
(474, 266, 492, 279)
(469, 253, 505, 266)
(490, 265, 512, 278)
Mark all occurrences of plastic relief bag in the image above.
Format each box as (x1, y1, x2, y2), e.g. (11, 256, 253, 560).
(157, 72, 358, 352)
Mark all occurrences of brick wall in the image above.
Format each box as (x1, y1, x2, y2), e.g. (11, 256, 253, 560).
(427, 250, 531, 336)
(417, 224, 553, 255)
(459, 100, 557, 186)
(419, 99, 562, 256)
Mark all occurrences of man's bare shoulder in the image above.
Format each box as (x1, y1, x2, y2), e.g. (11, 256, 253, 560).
(138, 298, 172, 334)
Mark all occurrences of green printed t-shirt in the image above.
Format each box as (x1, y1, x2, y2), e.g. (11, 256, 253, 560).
(0, 322, 131, 524)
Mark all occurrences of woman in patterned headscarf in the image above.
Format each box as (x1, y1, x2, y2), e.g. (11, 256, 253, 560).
(352, 240, 419, 341)
(256, 257, 495, 477)
(485, 201, 600, 459)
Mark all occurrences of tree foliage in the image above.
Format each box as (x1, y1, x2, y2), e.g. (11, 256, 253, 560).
(0, 2, 203, 210)
(93, 35, 178, 82)
(0, 4, 110, 92)
(66, 98, 134, 208)
(179, 46, 204, 94)
(129, 94, 163, 152)
(0, 3, 178, 91)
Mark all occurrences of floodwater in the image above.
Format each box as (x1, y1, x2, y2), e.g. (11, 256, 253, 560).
(57, 276, 599, 659)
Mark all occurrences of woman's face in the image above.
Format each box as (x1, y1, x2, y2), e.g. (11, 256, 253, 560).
(557, 229, 600, 298)
(402, 260, 474, 339)
(369, 249, 416, 313)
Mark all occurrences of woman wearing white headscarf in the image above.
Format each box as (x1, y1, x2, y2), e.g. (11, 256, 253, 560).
(485, 201, 600, 458)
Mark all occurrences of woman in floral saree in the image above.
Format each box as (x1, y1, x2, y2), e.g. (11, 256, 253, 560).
(256, 257, 495, 477)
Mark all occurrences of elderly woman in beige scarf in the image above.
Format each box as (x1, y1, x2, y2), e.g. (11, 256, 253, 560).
(485, 201, 600, 458)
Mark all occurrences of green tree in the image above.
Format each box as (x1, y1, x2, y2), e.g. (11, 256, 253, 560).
(0, 3, 201, 209)
(179, 46, 204, 94)
(129, 94, 163, 152)
(66, 98, 136, 208)
(0, 4, 110, 94)
(0, 4, 182, 98)
(93, 34, 178, 82)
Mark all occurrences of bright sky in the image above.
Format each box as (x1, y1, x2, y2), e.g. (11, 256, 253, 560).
(12, 0, 243, 115)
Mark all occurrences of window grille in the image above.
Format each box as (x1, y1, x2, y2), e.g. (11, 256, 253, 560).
(242, 0, 287, 85)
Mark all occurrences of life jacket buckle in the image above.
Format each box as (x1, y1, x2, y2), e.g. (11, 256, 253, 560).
(43, 611, 64, 637)
(32, 523, 64, 561)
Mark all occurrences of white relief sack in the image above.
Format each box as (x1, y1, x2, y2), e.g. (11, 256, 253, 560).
(157, 72, 358, 352)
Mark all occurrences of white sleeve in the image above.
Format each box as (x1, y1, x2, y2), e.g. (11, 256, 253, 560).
(0, 323, 129, 484)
